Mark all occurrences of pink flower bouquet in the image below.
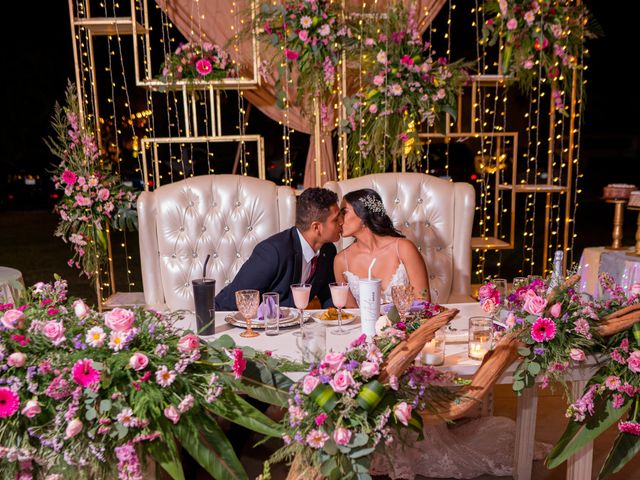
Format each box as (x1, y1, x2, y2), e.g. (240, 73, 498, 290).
(159, 42, 236, 82)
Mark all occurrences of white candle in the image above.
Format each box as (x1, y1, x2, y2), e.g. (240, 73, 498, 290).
(468, 341, 489, 360)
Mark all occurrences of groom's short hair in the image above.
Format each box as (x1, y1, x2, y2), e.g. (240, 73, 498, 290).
(296, 187, 338, 231)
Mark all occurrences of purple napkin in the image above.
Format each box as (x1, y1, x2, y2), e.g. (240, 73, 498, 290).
(382, 299, 431, 314)
(256, 296, 283, 320)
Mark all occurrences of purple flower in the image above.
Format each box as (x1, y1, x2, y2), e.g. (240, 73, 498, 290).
(533, 347, 545, 356)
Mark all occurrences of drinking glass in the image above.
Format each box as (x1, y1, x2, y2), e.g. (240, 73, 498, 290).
(296, 322, 326, 364)
(391, 284, 414, 323)
(492, 278, 507, 305)
(468, 316, 493, 360)
(512, 276, 527, 290)
(329, 282, 350, 335)
(262, 292, 280, 336)
(235, 289, 260, 338)
(290, 283, 311, 337)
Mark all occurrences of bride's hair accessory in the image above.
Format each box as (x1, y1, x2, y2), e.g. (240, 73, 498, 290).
(362, 195, 386, 215)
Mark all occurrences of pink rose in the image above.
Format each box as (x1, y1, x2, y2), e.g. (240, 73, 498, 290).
(177, 334, 199, 353)
(302, 375, 320, 395)
(329, 370, 354, 393)
(65, 418, 83, 438)
(630, 283, 640, 297)
(7, 352, 27, 368)
(73, 299, 90, 319)
(43, 321, 65, 344)
(506, 312, 516, 327)
(333, 427, 352, 446)
(550, 302, 562, 318)
(164, 405, 181, 424)
(394, 401, 412, 426)
(22, 399, 41, 418)
(523, 293, 547, 316)
(104, 308, 135, 332)
(129, 352, 149, 371)
(323, 352, 345, 373)
(569, 348, 586, 362)
(360, 361, 379, 379)
(627, 351, 640, 373)
(506, 18, 518, 30)
(97, 188, 110, 201)
(481, 298, 497, 314)
(1, 309, 25, 329)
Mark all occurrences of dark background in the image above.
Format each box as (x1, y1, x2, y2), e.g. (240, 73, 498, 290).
(1, 1, 638, 303)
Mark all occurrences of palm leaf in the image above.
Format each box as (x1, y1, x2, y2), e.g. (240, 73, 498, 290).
(174, 413, 248, 480)
(598, 431, 640, 479)
(205, 389, 283, 438)
(147, 423, 185, 480)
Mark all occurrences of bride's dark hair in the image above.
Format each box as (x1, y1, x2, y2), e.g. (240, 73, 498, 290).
(343, 188, 403, 238)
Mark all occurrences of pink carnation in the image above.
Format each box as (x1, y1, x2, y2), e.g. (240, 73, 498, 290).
(61, 170, 78, 185)
(232, 348, 246, 379)
(619, 421, 640, 436)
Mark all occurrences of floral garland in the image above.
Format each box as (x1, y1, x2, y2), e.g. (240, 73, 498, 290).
(482, 0, 596, 114)
(255, 0, 351, 121)
(344, 4, 468, 175)
(0, 277, 285, 479)
(266, 301, 460, 478)
(159, 42, 236, 83)
(46, 84, 138, 280)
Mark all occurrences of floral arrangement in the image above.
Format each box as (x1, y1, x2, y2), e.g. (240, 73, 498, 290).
(482, 0, 596, 114)
(0, 277, 286, 479)
(344, 4, 468, 175)
(545, 278, 640, 478)
(46, 84, 138, 280)
(254, 0, 351, 121)
(159, 42, 236, 83)
(479, 274, 599, 394)
(265, 303, 459, 479)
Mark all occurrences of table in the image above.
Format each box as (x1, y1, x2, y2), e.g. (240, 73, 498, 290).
(577, 246, 640, 298)
(173, 303, 597, 480)
(0, 266, 25, 304)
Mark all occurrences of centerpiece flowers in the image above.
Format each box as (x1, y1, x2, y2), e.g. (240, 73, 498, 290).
(482, 0, 596, 114)
(344, 4, 468, 175)
(159, 42, 236, 83)
(479, 273, 599, 395)
(46, 84, 138, 280)
(266, 301, 461, 479)
(0, 277, 285, 480)
(254, 0, 351, 121)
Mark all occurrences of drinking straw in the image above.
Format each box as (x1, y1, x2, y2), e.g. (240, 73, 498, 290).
(202, 254, 211, 278)
(368, 258, 376, 279)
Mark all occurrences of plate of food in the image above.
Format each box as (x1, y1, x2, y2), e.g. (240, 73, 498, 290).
(224, 307, 300, 329)
(310, 308, 358, 326)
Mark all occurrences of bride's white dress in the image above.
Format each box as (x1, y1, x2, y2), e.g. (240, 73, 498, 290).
(370, 417, 551, 479)
(342, 240, 410, 305)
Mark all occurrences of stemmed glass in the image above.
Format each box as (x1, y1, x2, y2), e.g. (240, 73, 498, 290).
(329, 282, 350, 335)
(492, 278, 507, 305)
(235, 289, 260, 338)
(391, 284, 414, 324)
(290, 283, 311, 337)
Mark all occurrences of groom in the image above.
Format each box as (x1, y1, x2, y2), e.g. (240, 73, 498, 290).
(214, 187, 343, 310)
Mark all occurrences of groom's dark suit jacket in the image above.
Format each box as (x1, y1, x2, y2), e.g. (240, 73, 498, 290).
(214, 227, 336, 311)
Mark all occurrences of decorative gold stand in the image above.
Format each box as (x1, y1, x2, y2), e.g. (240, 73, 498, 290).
(606, 199, 628, 250)
(628, 205, 640, 256)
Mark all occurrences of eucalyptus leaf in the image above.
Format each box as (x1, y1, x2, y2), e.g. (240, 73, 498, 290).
(208, 334, 235, 350)
(527, 362, 541, 375)
(85, 407, 97, 421)
(320, 457, 337, 477)
(352, 432, 369, 448)
(512, 380, 525, 392)
(99, 399, 112, 413)
(517, 347, 531, 357)
(350, 447, 376, 459)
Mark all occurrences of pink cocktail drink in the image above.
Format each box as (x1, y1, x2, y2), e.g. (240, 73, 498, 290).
(290, 283, 311, 336)
(329, 282, 350, 335)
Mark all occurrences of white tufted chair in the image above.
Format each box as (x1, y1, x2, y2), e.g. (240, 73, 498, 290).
(137, 175, 296, 311)
(324, 173, 475, 303)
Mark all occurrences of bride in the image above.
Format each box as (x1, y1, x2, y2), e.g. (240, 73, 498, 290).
(333, 188, 430, 306)
(334, 188, 550, 479)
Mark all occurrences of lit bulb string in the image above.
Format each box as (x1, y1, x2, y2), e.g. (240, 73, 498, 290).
(232, 1, 249, 178)
(280, 5, 292, 185)
(443, 0, 453, 180)
(568, 24, 587, 267)
(355, 3, 366, 177)
(548, 80, 566, 271)
(194, 0, 214, 175)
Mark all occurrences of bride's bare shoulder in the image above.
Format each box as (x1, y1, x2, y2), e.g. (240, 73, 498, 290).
(397, 237, 421, 256)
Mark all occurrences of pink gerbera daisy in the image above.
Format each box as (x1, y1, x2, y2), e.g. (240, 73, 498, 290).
(530, 317, 557, 342)
(195, 59, 212, 76)
(0, 387, 20, 418)
(72, 358, 101, 388)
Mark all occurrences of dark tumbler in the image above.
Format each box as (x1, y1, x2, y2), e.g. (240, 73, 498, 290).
(192, 278, 216, 335)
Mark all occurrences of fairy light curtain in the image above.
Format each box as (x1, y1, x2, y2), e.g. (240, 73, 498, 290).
(159, 0, 447, 186)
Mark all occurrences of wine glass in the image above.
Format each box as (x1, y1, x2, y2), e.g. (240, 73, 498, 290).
(235, 289, 260, 338)
(391, 284, 414, 323)
(290, 283, 311, 337)
(492, 278, 507, 305)
(329, 282, 350, 335)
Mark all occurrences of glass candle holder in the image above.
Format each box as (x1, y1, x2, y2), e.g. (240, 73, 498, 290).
(468, 316, 493, 360)
(423, 327, 446, 366)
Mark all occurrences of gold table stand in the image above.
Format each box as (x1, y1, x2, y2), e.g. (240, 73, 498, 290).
(628, 205, 640, 256)
(606, 199, 628, 250)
